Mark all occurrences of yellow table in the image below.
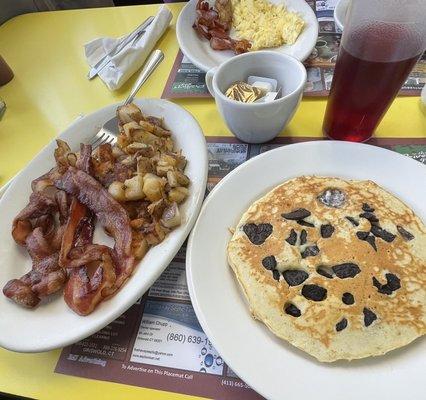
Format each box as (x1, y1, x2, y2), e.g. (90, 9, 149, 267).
(0, 3, 424, 399)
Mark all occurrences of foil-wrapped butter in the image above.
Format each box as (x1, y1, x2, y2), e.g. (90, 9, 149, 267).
(225, 81, 264, 103)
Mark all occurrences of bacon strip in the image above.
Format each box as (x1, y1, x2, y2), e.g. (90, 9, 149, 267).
(12, 192, 58, 245)
(23, 253, 66, 298)
(31, 169, 58, 193)
(55, 190, 70, 224)
(6, 169, 73, 307)
(2, 280, 40, 308)
(3, 256, 66, 308)
(26, 227, 54, 260)
(5, 140, 134, 313)
(66, 244, 113, 269)
(59, 198, 91, 267)
(61, 199, 116, 315)
(5, 113, 183, 314)
(3, 228, 66, 308)
(55, 146, 120, 315)
(65, 258, 116, 315)
(55, 167, 134, 290)
(193, 0, 251, 54)
(76, 144, 94, 175)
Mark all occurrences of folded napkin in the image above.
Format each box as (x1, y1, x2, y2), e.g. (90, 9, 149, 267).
(85, 6, 172, 90)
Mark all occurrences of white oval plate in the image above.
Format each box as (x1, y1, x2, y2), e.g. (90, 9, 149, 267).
(177, 0, 319, 72)
(187, 141, 426, 400)
(0, 99, 208, 352)
(334, 0, 350, 31)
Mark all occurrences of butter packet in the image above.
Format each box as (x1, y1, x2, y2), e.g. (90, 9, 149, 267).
(225, 81, 264, 103)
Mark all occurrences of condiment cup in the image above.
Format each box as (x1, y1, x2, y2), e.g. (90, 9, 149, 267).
(205, 51, 307, 143)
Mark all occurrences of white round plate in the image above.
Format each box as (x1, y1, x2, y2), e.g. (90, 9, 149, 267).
(187, 141, 426, 400)
(177, 0, 319, 72)
(0, 99, 208, 352)
(334, 0, 350, 31)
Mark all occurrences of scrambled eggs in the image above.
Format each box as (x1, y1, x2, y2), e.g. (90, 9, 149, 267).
(231, 0, 305, 50)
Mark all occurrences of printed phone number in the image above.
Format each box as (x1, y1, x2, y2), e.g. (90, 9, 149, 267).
(167, 333, 211, 346)
(221, 379, 251, 389)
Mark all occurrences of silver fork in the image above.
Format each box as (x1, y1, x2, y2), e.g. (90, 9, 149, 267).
(90, 48, 164, 149)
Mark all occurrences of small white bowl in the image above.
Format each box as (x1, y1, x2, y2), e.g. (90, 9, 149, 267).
(205, 51, 307, 144)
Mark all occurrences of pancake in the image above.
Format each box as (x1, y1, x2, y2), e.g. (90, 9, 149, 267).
(227, 176, 426, 362)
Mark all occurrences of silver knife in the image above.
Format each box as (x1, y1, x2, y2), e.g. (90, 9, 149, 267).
(87, 15, 155, 80)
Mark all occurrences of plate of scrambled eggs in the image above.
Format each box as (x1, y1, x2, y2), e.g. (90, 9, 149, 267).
(177, 0, 318, 72)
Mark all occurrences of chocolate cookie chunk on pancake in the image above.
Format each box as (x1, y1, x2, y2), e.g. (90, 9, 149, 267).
(227, 176, 426, 362)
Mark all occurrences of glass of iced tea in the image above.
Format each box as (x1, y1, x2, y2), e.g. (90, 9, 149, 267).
(323, 0, 426, 142)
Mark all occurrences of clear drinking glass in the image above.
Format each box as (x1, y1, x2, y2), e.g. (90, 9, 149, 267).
(323, 0, 426, 142)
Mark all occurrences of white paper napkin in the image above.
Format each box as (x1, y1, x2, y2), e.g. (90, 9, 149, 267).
(84, 5, 172, 90)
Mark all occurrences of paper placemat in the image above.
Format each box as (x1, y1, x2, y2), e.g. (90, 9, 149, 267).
(55, 136, 426, 400)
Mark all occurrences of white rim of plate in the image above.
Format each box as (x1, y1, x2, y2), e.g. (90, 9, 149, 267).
(176, 0, 319, 71)
(186, 140, 426, 400)
(0, 98, 209, 352)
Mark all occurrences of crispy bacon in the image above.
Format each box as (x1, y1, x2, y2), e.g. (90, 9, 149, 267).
(4, 103, 188, 315)
(59, 198, 92, 267)
(31, 169, 56, 193)
(12, 220, 33, 246)
(51, 224, 66, 251)
(6, 169, 73, 308)
(58, 149, 120, 315)
(193, 0, 251, 54)
(5, 138, 134, 314)
(22, 253, 66, 298)
(13, 192, 57, 225)
(55, 167, 134, 290)
(210, 36, 233, 51)
(210, 36, 251, 54)
(35, 213, 56, 238)
(3, 228, 66, 308)
(193, 21, 211, 40)
(3, 280, 40, 308)
(60, 199, 116, 315)
(76, 144, 94, 175)
(209, 27, 230, 39)
(55, 190, 70, 224)
(64, 255, 116, 315)
(26, 227, 54, 260)
(12, 192, 58, 245)
(66, 244, 114, 269)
